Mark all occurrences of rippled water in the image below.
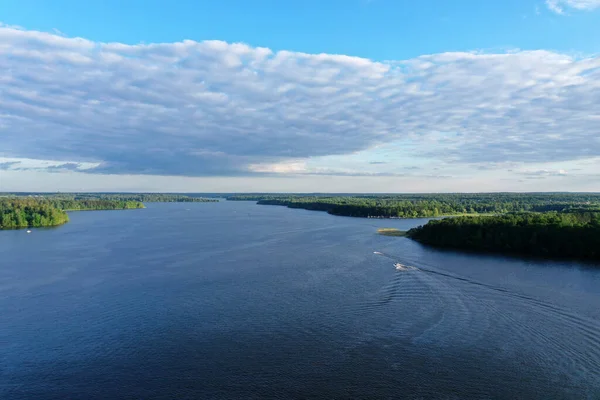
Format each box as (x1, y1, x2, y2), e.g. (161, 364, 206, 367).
(1, 201, 600, 399)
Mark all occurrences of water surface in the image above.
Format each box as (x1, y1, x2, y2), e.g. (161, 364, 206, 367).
(1, 201, 599, 399)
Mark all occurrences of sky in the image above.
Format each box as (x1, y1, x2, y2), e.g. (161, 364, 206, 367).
(0, 0, 599, 192)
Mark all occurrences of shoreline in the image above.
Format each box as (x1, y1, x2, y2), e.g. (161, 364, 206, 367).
(377, 228, 408, 237)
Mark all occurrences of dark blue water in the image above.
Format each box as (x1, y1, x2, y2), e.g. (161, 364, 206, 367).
(1, 201, 600, 399)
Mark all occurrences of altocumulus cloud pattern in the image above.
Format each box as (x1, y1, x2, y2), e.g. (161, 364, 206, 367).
(1, 25, 599, 177)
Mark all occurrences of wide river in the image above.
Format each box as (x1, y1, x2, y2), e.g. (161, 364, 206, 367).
(1, 201, 600, 399)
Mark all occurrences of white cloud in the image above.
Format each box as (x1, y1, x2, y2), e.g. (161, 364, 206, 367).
(516, 169, 569, 177)
(248, 160, 309, 174)
(546, 0, 600, 14)
(0, 157, 100, 172)
(1, 25, 600, 186)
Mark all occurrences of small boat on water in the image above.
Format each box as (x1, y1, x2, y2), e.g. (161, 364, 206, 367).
(394, 263, 408, 270)
(373, 251, 383, 255)
(26, 230, 32, 233)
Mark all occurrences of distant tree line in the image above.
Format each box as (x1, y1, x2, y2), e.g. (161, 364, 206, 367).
(70, 194, 218, 203)
(226, 193, 600, 218)
(407, 212, 600, 261)
(2, 193, 219, 203)
(49, 199, 145, 211)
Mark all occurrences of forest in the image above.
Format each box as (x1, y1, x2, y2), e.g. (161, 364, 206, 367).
(0, 198, 70, 229)
(406, 212, 600, 260)
(227, 193, 600, 218)
(0, 198, 143, 229)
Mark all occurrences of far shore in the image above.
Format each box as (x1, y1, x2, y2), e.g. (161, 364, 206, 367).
(367, 213, 497, 219)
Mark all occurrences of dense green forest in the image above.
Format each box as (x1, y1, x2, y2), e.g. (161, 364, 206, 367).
(227, 193, 600, 218)
(407, 212, 600, 260)
(0, 198, 144, 229)
(2, 193, 219, 203)
(0, 198, 70, 229)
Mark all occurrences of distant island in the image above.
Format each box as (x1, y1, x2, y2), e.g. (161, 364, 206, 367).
(406, 212, 600, 261)
(0, 193, 218, 230)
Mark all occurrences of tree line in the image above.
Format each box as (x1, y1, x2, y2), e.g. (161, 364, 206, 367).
(225, 193, 600, 218)
(406, 212, 600, 261)
(49, 199, 145, 211)
(2, 193, 219, 203)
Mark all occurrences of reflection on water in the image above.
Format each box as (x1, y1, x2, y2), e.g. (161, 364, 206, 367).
(1, 201, 599, 399)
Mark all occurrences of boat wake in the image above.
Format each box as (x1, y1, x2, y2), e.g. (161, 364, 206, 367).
(365, 250, 600, 383)
(373, 251, 418, 271)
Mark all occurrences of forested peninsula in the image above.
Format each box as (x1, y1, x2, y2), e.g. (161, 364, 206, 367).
(0, 198, 70, 229)
(0, 198, 143, 230)
(407, 212, 600, 261)
(0, 192, 220, 230)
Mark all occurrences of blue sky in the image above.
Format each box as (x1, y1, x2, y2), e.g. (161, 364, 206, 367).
(0, 0, 599, 192)
(3, 0, 599, 59)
